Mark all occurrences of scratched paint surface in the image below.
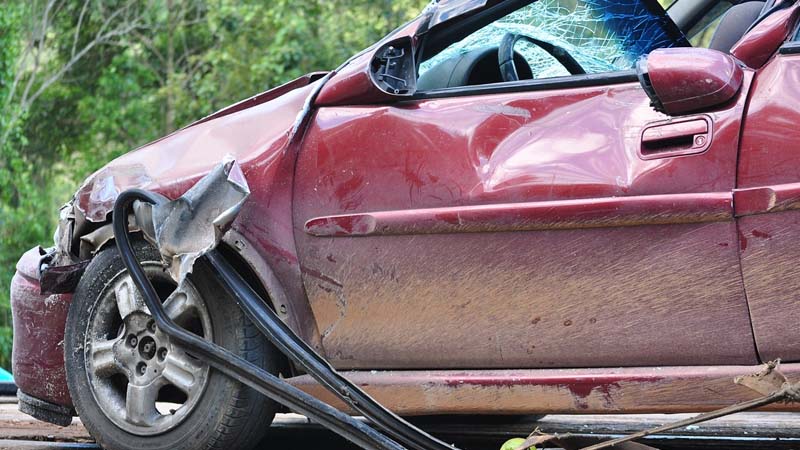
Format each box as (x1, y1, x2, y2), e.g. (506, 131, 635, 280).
(11, 249, 73, 407)
(294, 76, 755, 369)
(296, 222, 754, 369)
(736, 54, 800, 363)
(738, 211, 800, 362)
(287, 365, 800, 415)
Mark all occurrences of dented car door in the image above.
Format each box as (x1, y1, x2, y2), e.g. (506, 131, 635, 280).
(293, 83, 758, 370)
(292, 0, 759, 370)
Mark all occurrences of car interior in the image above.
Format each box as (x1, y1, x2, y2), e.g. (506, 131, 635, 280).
(417, 0, 776, 91)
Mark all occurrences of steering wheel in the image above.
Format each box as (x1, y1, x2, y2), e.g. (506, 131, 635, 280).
(498, 32, 587, 82)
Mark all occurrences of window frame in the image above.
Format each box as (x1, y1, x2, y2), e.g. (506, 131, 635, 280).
(413, 0, 684, 100)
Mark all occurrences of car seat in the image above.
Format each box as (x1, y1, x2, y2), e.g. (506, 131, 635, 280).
(708, 1, 769, 53)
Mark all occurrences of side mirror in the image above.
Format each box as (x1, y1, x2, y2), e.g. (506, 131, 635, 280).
(315, 36, 417, 106)
(637, 48, 744, 116)
(369, 37, 417, 97)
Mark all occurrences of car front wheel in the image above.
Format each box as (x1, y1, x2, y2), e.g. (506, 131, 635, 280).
(65, 240, 277, 450)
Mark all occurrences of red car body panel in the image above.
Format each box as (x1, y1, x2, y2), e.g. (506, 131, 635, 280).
(304, 192, 733, 237)
(645, 48, 744, 115)
(11, 248, 73, 407)
(11, 77, 326, 409)
(72, 77, 324, 342)
(736, 50, 800, 363)
(293, 75, 756, 370)
(731, 3, 800, 69)
(289, 363, 800, 415)
(11, 1, 800, 417)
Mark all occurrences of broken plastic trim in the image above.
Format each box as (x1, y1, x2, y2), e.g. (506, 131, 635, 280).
(113, 189, 408, 450)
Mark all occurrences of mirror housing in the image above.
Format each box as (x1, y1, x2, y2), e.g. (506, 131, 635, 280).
(369, 37, 417, 97)
(315, 37, 417, 106)
(637, 48, 744, 116)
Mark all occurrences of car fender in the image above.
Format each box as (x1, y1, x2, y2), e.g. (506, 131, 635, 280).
(64, 74, 327, 348)
(13, 73, 330, 413)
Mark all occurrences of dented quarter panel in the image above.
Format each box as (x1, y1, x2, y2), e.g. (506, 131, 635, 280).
(737, 52, 800, 362)
(293, 74, 757, 369)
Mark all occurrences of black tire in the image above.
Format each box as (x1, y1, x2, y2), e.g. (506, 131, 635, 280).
(65, 240, 278, 450)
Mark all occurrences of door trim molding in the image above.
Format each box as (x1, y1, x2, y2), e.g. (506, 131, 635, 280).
(734, 182, 800, 217)
(304, 192, 733, 237)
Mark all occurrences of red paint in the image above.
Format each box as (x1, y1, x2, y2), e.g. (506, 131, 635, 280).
(737, 56, 800, 188)
(737, 49, 800, 364)
(287, 365, 800, 415)
(12, 77, 327, 408)
(645, 48, 744, 115)
(294, 70, 755, 369)
(442, 374, 665, 410)
(751, 229, 771, 239)
(738, 227, 748, 251)
(731, 4, 800, 69)
(10, 248, 73, 407)
(304, 192, 732, 237)
(640, 116, 712, 159)
(12, 1, 800, 416)
(316, 52, 388, 106)
(192, 72, 327, 127)
(734, 182, 800, 216)
(442, 374, 662, 390)
(316, 34, 422, 106)
(300, 266, 343, 288)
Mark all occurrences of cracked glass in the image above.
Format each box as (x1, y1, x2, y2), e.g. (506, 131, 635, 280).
(420, 0, 688, 81)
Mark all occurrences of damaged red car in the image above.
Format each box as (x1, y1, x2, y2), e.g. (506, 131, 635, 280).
(11, 0, 800, 449)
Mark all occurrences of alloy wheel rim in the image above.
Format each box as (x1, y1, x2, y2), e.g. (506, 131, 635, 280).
(84, 265, 212, 435)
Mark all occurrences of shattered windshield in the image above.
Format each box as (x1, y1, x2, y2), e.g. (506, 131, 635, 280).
(420, 0, 689, 79)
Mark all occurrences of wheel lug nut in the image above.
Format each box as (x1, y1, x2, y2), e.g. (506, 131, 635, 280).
(136, 362, 147, 376)
(138, 336, 157, 360)
(147, 320, 156, 333)
(158, 348, 168, 362)
(127, 335, 138, 347)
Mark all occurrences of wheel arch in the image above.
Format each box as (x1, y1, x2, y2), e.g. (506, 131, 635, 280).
(73, 223, 301, 376)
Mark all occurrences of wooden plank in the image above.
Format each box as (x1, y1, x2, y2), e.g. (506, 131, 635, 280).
(2, 398, 800, 449)
(0, 402, 91, 443)
(407, 413, 800, 438)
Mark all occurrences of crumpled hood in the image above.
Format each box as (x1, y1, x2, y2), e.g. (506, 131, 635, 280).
(74, 73, 326, 222)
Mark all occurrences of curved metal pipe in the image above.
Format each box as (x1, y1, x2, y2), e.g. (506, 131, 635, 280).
(205, 249, 457, 450)
(112, 189, 405, 450)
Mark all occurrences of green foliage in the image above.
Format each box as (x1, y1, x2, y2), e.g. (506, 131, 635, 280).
(0, 0, 427, 372)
